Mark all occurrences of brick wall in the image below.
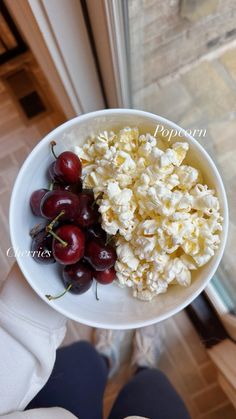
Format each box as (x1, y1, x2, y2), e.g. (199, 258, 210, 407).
(129, 0, 236, 92)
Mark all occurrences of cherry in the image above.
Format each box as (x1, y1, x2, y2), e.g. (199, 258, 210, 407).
(52, 182, 64, 191)
(94, 267, 116, 284)
(63, 260, 93, 294)
(48, 161, 58, 181)
(41, 190, 79, 221)
(85, 239, 116, 271)
(53, 179, 83, 195)
(31, 229, 55, 264)
(74, 191, 99, 228)
(30, 189, 48, 216)
(54, 151, 82, 184)
(65, 180, 83, 194)
(51, 224, 85, 265)
(45, 260, 93, 300)
(86, 223, 107, 242)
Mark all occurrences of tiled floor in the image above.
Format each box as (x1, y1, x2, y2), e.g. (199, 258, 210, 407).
(1, 49, 236, 417)
(0, 62, 65, 281)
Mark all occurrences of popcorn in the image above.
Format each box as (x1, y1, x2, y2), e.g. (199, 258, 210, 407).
(98, 181, 137, 240)
(160, 142, 189, 168)
(116, 239, 139, 270)
(134, 235, 158, 261)
(147, 186, 183, 217)
(164, 258, 191, 287)
(163, 173, 180, 190)
(118, 127, 139, 152)
(175, 165, 200, 190)
(75, 127, 223, 301)
(113, 151, 136, 173)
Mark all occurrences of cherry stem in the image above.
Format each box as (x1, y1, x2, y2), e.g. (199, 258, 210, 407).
(47, 229, 68, 247)
(49, 181, 54, 191)
(50, 141, 58, 159)
(95, 281, 99, 301)
(46, 283, 72, 301)
(47, 210, 65, 231)
(29, 223, 43, 238)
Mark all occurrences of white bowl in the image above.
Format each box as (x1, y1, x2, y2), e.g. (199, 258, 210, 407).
(9, 109, 228, 329)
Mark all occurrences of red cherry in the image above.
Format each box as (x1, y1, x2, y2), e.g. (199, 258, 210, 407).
(45, 259, 93, 301)
(48, 162, 57, 181)
(75, 191, 99, 228)
(52, 224, 85, 265)
(53, 180, 83, 195)
(86, 223, 107, 242)
(51, 182, 64, 191)
(31, 229, 55, 264)
(41, 190, 79, 221)
(94, 267, 116, 284)
(85, 239, 116, 271)
(63, 260, 93, 294)
(30, 189, 48, 216)
(54, 151, 82, 184)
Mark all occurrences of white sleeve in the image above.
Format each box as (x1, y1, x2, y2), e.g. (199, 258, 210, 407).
(0, 263, 67, 415)
(1, 407, 76, 419)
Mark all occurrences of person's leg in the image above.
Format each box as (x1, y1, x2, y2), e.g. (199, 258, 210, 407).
(108, 367, 190, 419)
(26, 341, 108, 419)
(108, 324, 190, 419)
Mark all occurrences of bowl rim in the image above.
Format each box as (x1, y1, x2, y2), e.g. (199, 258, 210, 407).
(9, 108, 229, 328)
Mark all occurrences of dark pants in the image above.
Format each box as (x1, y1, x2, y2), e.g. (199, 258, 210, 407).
(27, 341, 190, 419)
